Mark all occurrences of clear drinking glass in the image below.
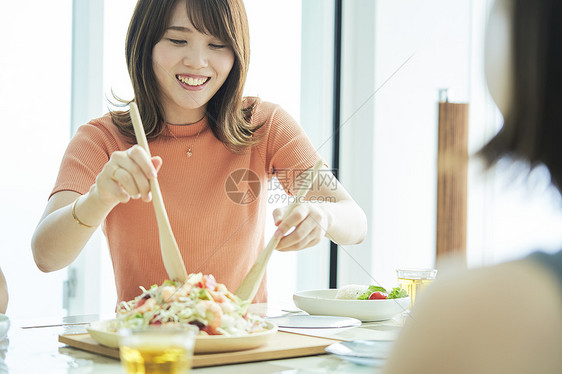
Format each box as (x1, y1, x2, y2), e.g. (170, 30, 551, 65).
(396, 268, 438, 308)
(118, 325, 198, 374)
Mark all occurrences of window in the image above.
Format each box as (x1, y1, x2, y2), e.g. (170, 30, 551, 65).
(0, 1, 72, 318)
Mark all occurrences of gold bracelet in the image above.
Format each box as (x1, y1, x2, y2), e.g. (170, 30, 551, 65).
(72, 196, 95, 228)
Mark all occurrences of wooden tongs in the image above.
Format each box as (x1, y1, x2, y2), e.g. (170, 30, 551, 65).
(235, 159, 324, 302)
(129, 102, 188, 283)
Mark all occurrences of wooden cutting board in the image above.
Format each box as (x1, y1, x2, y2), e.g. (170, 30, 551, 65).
(59, 332, 340, 368)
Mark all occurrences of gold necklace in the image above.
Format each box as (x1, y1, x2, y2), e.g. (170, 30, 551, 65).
(186, 126, 203, 157)
(166, 122, 205, 157)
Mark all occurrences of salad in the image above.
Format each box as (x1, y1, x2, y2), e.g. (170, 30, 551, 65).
(108, 273, 268, 336)
(336, 284, 408, 300)
(357, 285, 408, 300)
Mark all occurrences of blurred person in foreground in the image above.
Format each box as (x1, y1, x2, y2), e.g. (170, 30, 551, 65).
(383, 0, 562, 372)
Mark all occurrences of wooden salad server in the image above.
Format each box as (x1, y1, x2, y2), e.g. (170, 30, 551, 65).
(129, 102, 188, 283)
(235, 159, 324, 302)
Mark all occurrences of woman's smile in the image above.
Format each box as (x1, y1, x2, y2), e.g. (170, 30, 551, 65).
(176, 74, 211, 90)
(152, 1, 235, 124)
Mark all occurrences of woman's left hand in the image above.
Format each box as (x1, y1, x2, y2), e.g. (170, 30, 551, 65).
(272, 202, 332, 251)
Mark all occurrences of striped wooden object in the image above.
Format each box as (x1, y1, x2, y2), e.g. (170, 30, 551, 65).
(436, 102, 469, 264)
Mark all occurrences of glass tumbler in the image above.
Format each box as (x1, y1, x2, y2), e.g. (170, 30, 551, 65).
(396, 268, 438, 308)
(118, 325, 198, 374)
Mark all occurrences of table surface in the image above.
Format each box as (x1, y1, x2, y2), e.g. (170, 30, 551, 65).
(0, 305, 404, 373)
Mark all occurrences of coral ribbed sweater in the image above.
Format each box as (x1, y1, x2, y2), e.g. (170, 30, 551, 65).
(51, 98, 320, 304)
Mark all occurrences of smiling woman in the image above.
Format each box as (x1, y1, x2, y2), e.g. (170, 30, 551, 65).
(72, 0, 309, 315)
(111, 0, 259, 153)
(151, 12, 236, 126)
(30, 0, 366, 311)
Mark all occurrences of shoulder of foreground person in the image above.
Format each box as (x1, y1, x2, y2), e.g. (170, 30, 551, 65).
(382, 258, 562, 374)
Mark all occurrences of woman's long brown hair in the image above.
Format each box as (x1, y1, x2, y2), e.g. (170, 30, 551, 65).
(478, 0, 562, 192)
(110, 0, 262, 151)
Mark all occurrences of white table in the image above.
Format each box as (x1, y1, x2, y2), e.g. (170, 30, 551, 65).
(1, 307, 403, 373)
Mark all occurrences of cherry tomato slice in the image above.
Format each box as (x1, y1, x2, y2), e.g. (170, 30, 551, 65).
(369, 291, 388, 300)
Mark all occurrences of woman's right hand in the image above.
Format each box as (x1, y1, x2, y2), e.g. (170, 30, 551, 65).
(91, 145, 162, 208)
(31, 145, 163, 272)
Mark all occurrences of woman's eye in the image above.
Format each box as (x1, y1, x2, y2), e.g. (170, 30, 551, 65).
(168, 38, 186, 45)
(209, 43, 227, 49)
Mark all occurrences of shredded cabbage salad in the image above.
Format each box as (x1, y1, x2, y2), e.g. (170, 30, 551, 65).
(107, 273, 268, 336)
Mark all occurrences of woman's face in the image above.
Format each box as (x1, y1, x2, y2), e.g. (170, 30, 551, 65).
(485, 0, 514, 116)
(152, 1, 235, 124)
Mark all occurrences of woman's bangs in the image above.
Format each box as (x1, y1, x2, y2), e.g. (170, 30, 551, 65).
(183, 0, 233, 45)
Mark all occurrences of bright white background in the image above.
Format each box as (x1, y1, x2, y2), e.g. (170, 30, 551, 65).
(1, 0, 562, 319)
(0, 0, 72, 318)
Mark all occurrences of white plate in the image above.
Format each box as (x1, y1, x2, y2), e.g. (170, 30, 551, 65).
(266, 315, 361, 329)
(87, 319, 277, 354)
(293, 289, 410, 322)
(325, 340, 395, 367)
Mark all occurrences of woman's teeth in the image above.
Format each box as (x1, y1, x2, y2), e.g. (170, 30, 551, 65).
(177, 75, 208, 86)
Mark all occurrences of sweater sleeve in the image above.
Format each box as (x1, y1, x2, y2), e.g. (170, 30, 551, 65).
(260, 103, 322, 195)
(50, 118, 121, 198)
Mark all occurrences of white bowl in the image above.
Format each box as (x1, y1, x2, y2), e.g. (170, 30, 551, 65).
(293, 289, 410, 322)
(0, 315, 10, 340)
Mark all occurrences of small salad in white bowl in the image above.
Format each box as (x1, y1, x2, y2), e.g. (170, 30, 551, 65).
(335, 285, 408, 301)
(294, 285, 410, 322)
